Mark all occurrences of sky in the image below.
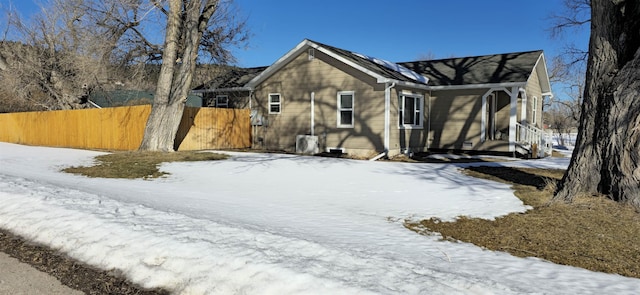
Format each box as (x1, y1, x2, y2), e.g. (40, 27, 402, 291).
(2, 142, 639, 294)
(232, 0, 590, 67)
(2, 0, 589, 66)
(2, 0, 589, 97)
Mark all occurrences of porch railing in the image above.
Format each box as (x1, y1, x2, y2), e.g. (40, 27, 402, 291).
(515, 123, 552, 157)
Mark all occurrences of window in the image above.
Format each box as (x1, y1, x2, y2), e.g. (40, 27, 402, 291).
(269, 93, 281, 114)
(216, 95, 228, 108)
(399, 94, 424, 128)
(532, 96, 538, 124)
(337, 91, 354, 128)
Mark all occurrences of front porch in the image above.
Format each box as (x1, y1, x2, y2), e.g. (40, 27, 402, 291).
(481, 86, 551, 158)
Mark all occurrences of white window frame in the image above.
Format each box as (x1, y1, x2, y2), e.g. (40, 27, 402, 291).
(216, 95, 228, 108)
(398, 93, 424, 129)
(268, 93, 281, 114)
(532, 96, 538, 124)
(337, 91, 355, 128)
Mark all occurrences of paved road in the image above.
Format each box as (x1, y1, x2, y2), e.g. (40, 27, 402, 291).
(0, 251, 83, 295)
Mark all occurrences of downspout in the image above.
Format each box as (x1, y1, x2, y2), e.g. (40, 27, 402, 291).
(310, 92, 315, 136)
(427, 89, 432, 150)
(249, 90, 254, 148)
(370, 81, 395, 161)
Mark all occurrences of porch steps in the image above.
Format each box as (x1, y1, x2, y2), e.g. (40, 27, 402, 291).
(514, 123, 552, 158)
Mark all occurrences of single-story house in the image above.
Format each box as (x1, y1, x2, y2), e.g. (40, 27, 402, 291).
(192, 66, 267, 108)
(193, 39, 553, 158)
(90, 90, 202, 108)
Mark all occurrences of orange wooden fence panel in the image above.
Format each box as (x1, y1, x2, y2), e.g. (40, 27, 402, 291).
(0, 105, 250, 151)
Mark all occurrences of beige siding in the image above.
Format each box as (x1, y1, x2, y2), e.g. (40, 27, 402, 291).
(251, 50, 388, 155)
(494, 91, 511, 135)
(429, 89, 486, 150)
(388, 87, 429, 154)
(525, 67, 544, 128)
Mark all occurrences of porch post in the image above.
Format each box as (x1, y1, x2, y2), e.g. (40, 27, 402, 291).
(508, 86, 518, 152)
(481, 93, 486, 143)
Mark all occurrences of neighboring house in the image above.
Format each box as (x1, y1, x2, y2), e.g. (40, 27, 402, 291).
(90, 90, 202, 108)
(192, 66, 267, 108)
(194, 39, 553, 158)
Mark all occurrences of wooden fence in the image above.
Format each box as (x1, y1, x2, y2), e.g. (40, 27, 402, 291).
(0, 105, 251, 151)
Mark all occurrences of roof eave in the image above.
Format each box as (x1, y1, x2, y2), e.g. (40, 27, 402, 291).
(428, 82, 527, 91)
(191, 87, 252, 94)
(532, 52, 553, 94)
(389, 79, 431, 90)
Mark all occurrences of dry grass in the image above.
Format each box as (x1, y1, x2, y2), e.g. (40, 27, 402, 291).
(405, 166, 640, 279)
(63, 151, 228, 179)
(0, 229, 169, 294)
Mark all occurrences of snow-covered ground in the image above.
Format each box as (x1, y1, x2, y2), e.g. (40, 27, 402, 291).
(0, 142, 637, 294)
(551, 132, 578, 148)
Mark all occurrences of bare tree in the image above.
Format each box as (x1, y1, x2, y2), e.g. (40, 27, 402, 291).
(548, 0, 591, 69)
(545, 0, 590, 110)
(0, 0, 102, 111)
(416, 51, 436, 61)
(545, 99, 579, 147)
(137, 0, 247, 151)
(1, 0, 247, 145)
(544, 55, 584, 146)
(554, 0, 640, 208)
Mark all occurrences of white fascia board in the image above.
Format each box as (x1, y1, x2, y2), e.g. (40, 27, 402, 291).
(246, 39, 313, 88)
(532, 52, 552, 94)
(191, 87, 252, 94)
(393, 80, 431, 90)
(246, 39, 431, 89)
(428, 82, 526, 91)
(312, 44, 391, 83)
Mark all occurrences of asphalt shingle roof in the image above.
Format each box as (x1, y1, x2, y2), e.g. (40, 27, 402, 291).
(398, 50, 542, 87)
(310, 40, 428, 85)
(194, 41, 542, 91)
(193, 66, 268, 91)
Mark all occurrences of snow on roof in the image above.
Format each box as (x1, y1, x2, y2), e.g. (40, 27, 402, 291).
(353, 52, 429, 84)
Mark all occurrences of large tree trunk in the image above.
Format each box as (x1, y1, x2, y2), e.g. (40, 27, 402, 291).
(139, 0, 184, 152)
(554, 0, 640, 208)
(139, 0, 219, 152)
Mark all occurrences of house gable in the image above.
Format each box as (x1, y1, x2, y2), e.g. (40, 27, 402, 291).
(530, 53, 552, 95)
(250, 48, 393, 154)
(246, 39, 430, 90)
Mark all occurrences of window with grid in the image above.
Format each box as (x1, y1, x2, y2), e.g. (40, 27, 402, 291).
(269, 93, 281, 114)
(337, 91, 354, 128)
(216, 95, 228, 108)
(399, 94, 424, 128)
